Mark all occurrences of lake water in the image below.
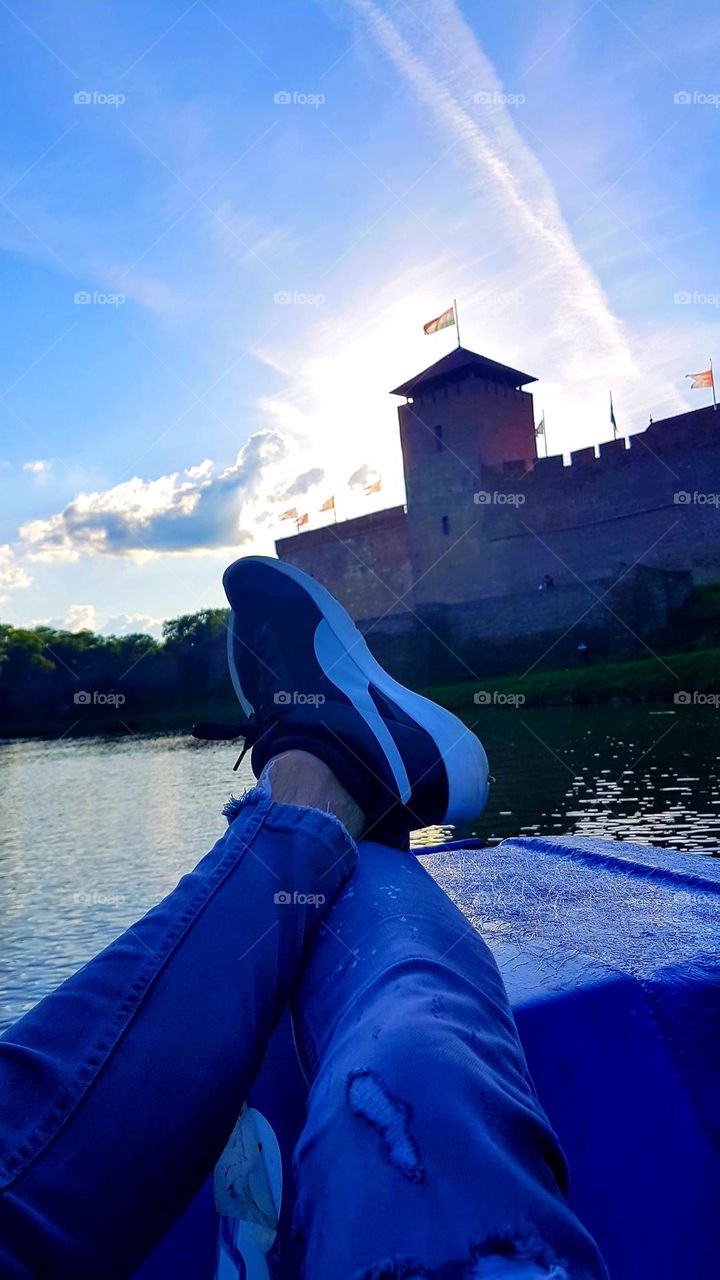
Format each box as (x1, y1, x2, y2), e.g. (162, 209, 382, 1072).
(1, 703, 718, 1030)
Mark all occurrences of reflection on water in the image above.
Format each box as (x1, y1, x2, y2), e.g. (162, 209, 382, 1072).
(459, 703, 720, 852)
(0, 703, 718, 1029)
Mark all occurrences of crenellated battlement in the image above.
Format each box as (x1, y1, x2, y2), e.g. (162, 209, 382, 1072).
(494, 403, 719, 488)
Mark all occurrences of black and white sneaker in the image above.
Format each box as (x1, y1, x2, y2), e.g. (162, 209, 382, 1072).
(194, 556, 489, 844)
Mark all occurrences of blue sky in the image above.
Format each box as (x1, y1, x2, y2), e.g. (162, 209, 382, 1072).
(1, 0, 719, 635)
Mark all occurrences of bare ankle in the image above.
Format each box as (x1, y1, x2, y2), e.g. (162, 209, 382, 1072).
(260, 750, 365, 841)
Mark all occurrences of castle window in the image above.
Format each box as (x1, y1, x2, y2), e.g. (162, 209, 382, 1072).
(434, 423, 444, 451)
(441, 515, 450, 535)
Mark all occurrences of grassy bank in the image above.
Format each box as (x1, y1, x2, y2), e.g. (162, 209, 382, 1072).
(425, 646, 720, 712)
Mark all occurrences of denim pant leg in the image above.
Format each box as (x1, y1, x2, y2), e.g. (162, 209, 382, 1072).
(291, 840, 608, 1280)
(0, 782, 356, 1279)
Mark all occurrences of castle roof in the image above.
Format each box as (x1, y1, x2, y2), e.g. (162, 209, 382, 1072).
(390, 346, 537, 398)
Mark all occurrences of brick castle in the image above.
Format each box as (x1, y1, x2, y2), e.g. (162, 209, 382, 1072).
(276, 347, 720, 683)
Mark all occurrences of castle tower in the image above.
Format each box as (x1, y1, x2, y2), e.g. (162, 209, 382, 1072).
(390, 347, 537, 605)
(391, 346, 537, 501)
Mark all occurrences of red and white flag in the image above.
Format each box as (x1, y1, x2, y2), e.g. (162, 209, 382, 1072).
(280, 507, 298, 521)
(319, 496, 335, 512)
(686, 368, 713, 389)
(364, 478, 382, 495)
(297, 512, 309, 528)
(423, 305, 455, 336)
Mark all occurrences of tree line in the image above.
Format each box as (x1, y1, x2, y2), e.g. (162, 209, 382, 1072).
(0, 610, 235, 734)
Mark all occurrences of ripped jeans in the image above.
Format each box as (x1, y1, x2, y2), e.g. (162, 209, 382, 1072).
(0, 783, 607, 1279)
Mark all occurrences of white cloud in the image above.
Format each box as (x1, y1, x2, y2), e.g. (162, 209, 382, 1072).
(0, 545, 32, 602)
(22, 459, 53, 476)
(17, 430, 322, 563)
(100, 613, 164, 639)
(61, 604, 97, 633)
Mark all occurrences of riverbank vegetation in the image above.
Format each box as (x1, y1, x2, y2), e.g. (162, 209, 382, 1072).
(1, 587, 718, 736)
(427, 646, 719, 713)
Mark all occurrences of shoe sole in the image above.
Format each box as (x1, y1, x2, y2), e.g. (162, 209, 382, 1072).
(224, 556, 489, 824)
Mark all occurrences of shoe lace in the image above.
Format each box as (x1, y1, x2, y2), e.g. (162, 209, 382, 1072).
(193, 711, 291, 771)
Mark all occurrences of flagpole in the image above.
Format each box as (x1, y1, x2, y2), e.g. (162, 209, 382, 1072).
(453, 298, 461, 348)
(711, 358, 717, 411)
(610, 391, 617, 439)
(537, 412, 547, 458)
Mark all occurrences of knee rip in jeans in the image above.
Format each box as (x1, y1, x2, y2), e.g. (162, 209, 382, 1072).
(347, 1068, 425, 1184)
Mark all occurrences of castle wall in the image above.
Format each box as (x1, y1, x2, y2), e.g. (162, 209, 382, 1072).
(342, 563, 692, 685)
(275, 504, 412, 620)
(275, 397, 720, 684)
(405, 406, 720, 609)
